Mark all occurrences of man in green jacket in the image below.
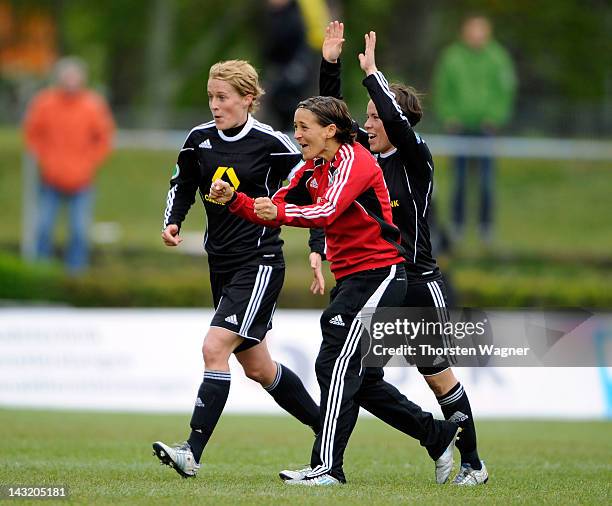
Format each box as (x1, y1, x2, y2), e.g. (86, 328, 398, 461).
(433, 15, 516, 242)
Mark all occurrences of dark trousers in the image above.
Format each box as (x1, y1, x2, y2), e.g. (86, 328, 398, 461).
(307, 264, 406, 482)
(451, 132, 494, 233)
(356, 367, 454, 457)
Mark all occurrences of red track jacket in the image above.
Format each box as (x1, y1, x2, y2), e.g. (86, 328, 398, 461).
(229, 142, 404, 280)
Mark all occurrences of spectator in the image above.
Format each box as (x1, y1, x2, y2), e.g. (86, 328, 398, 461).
(24, 57, 115, 273)
(433, 15, 516, 243)
(262, 0, 314, 131)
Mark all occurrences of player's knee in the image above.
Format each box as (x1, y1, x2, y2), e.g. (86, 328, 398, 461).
(427, 379, 447, 397)
(425, 375, 454, 397)
(202, 338, 228, 367)
(243, 364, 267, 384)
(320, 309, 334, 329)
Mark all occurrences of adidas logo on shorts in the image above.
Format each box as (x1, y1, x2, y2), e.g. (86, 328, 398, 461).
(195, 397, 205, 407)
(329, 314, 345, 327)
(225, 314, 238, 325)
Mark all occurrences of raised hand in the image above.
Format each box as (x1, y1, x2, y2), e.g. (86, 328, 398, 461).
(322, 20, 345, 63)
(358, 31, 378, 76)
(209, 179, 234, 204)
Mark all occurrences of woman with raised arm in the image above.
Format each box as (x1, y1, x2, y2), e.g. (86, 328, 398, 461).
(313, 21, 488, 486)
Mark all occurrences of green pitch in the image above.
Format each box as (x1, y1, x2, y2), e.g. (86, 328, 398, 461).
(0, 409, 610, 505)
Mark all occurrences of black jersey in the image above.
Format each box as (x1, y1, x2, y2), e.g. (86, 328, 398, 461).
(163, 115, 302, 272)
(320, 59, 438, 279)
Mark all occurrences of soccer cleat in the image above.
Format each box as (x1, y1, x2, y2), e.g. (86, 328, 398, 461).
(452, 461, 489, 486)
(279, 466, 312, 481)
(435, 426, 461, 484)
(285, 474, 341, 486)
(152, 441, 200, 478)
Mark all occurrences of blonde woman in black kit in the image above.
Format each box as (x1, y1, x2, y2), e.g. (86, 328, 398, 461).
(152, 60, 320, 478)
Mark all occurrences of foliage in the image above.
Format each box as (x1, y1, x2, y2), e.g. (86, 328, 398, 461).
(5, 0, 609, 133)
(2, 250, 611, 308)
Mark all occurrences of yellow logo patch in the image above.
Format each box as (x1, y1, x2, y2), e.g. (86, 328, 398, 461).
(211, 166, 240, 190)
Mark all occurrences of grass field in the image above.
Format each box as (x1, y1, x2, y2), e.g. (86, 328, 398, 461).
(1, 409, 610, 505)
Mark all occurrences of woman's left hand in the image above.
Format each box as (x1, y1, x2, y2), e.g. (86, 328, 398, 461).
(358, 31, 378, 76)
(254, 197, 278, 220)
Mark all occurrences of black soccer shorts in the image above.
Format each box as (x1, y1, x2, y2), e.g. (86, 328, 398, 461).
(209, 261, 284, 353)
(403, 273, 454, 376)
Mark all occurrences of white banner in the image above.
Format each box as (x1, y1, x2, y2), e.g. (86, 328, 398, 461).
(0, 309, 609, 418)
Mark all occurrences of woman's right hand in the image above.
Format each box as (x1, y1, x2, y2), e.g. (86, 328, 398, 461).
(161, 224, 182, 247)
(309, 252, 325, 295)
(322, 20, 345, 63)
(209, 179, 234, 204)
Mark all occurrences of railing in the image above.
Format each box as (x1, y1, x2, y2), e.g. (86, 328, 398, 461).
(21, 131, 612, 259)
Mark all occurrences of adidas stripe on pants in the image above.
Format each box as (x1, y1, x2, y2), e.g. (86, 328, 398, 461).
(306, 264, 406, 483)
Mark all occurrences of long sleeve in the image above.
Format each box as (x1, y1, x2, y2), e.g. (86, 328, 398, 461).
(88, 96, 115, 168)
(228, 161, 311, 228)
(485, 42, 517, 127)
(279, 146, 372, 228)
(230, 144, 372, 230)
(309, 228, 326, 258)
(432, 48, 459, 125)
(363, 71, 422, 159)
(162, 141, 201, 230)
(319, 58, 343, 99)
(23, 94, 48, 159)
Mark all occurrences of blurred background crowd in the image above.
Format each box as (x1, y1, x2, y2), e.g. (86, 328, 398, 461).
(1, 0, 611, 309)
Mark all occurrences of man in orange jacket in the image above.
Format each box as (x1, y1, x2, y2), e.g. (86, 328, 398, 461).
(24, 57, 115, 273)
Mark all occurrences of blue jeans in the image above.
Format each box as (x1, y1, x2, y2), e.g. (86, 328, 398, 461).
(36, 181, 94, 273)
(451, 133, 494, 235)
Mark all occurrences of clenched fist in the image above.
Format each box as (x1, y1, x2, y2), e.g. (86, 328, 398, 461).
(254, 197, 278, 220)
(209, 179, 234, 204)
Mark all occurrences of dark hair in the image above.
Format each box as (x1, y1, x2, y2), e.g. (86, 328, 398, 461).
(296, 96, 356, 144)
(389, 83, 423, 126)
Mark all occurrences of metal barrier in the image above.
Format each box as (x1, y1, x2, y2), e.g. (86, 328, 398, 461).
(115, 129, 612, 161)
(21, 131, 612, 261)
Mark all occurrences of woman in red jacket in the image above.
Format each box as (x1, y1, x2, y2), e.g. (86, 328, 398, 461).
(210, 96, 459, 486)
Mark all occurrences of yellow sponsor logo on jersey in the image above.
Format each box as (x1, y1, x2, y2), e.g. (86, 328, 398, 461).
(205, 194, 226, 206)
(211, 166, 240, 190)
(390, 200, 400, 208)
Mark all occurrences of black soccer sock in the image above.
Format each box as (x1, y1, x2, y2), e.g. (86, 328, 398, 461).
(437, 382, 482, 469)
(264, 362, 321, 434)
(187, 370, 231, 463)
